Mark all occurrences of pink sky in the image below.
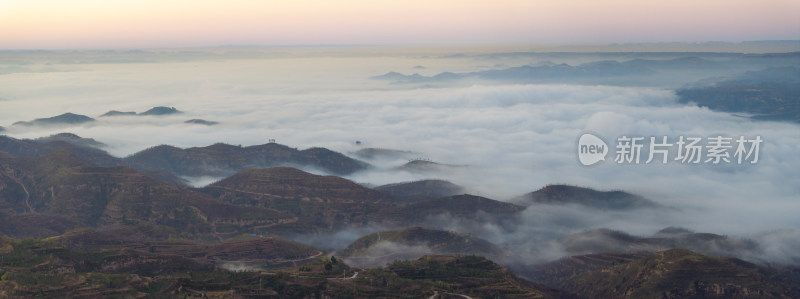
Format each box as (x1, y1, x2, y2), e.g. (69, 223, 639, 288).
(0, 0, 798, 49)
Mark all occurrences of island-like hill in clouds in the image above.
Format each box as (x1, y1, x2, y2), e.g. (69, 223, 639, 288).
(138, 106, 181, 115)
(7, 106, 206, 132)
(513, 184, 662, 210)
(99, 110, 137, 117)
(11, 112, 95, 127)
(100, 106, 182, 117)
(184, 118, 218, 125)
(124, 141, 370, 178)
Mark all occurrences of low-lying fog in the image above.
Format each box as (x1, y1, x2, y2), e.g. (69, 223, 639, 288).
(1, 46, 798, 265)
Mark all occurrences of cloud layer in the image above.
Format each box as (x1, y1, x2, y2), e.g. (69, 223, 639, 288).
(1, 48, 798, 264)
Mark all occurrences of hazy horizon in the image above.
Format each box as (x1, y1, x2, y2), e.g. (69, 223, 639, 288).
(1, 2, 799, 288)
(2, 0, 798, 49)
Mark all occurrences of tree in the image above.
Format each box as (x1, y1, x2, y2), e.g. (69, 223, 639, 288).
(331, 256, 338, 264)
(324, 263, 333, 272)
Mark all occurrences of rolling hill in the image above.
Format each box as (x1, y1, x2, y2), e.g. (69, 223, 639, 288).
(55, 228, 322, 268)
(513, 184, 662, 210)
(528, 249, 800, 298)
(124, 141, 370, 178)
(0, 150, 293, 239)
(374, 179, 465, 204)
(0, 135, 186, 185)
(34, 132, 105, 149)
(340, 227, 507, 268)
(372, 255, 574, 299)
(553, 227, 759, 257)
(200, 167, 392, 234)
(0, 237, 572, 298)
(395, 159, 468, 173)
(139, 106, 181, 115)
(381, 194, 524, 225)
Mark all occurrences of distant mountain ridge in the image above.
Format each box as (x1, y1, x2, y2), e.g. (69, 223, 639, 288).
(12, 112, 95, 127)
(6, 106, 185, 130)
(372, 56, 732, 84)
(677, 67, 800, 123)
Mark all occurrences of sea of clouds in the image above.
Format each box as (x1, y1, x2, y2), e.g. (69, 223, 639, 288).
(1, 47, 798, 264)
